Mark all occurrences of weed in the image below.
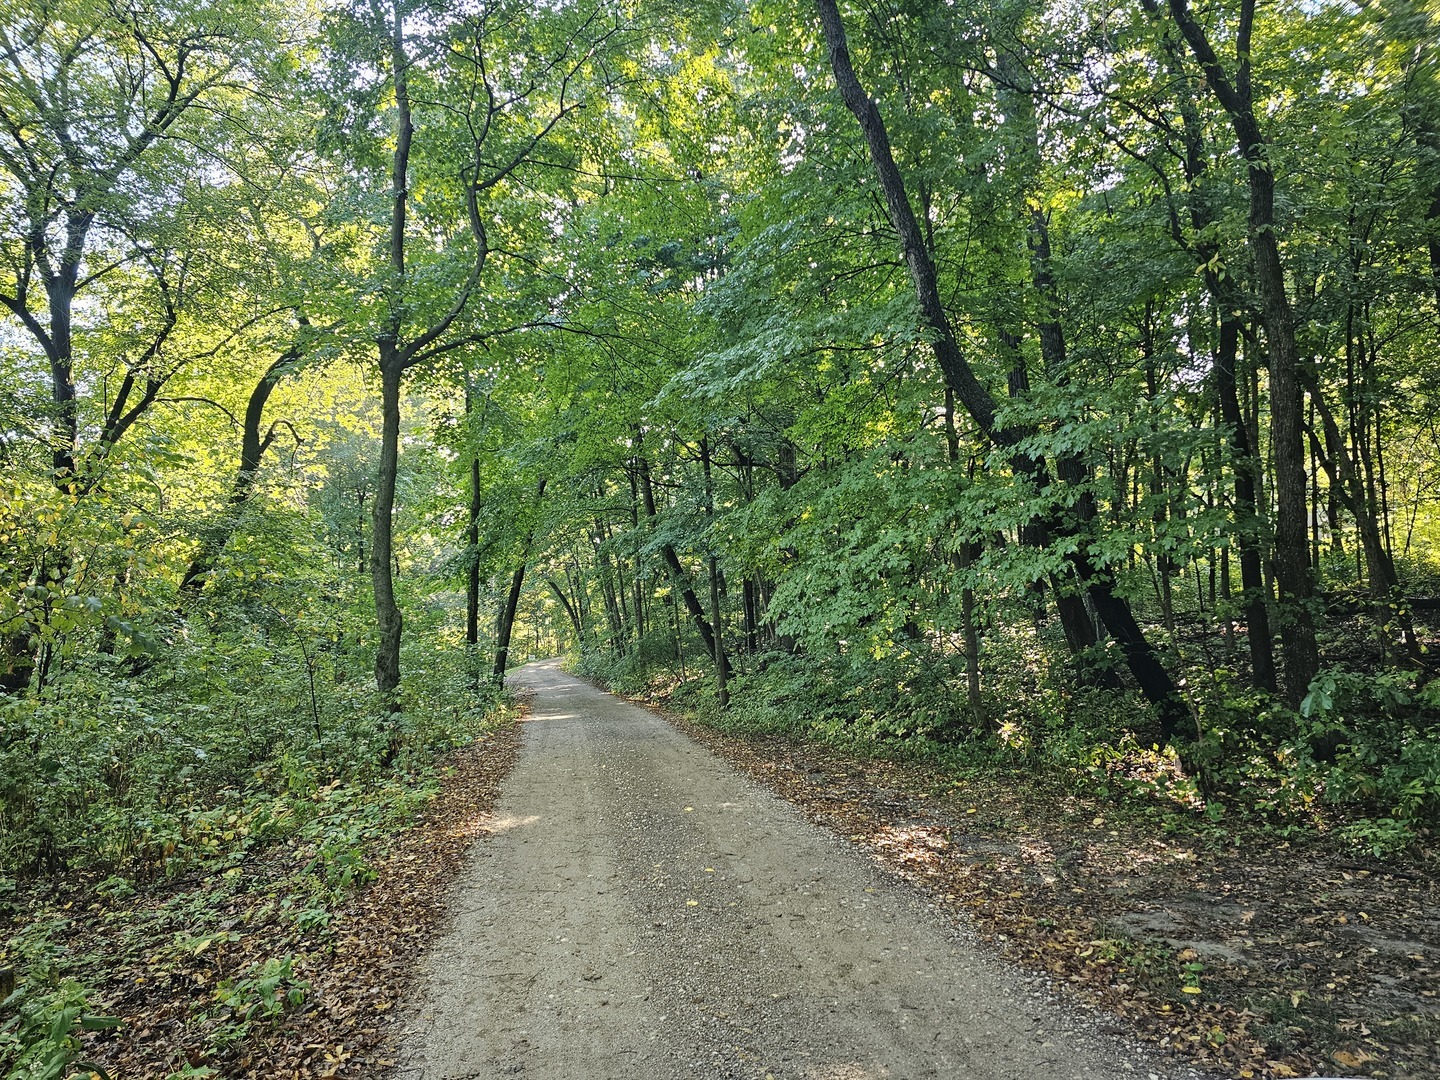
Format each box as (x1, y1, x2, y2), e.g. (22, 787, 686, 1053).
(215, 956, 307, 1023)
(0, 976, 120, 1080)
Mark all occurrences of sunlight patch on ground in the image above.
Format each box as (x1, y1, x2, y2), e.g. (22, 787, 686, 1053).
(480, 813, 542, 837)
(870, 824, 948, 874)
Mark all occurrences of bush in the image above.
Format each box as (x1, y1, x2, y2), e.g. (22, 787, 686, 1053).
(0, 975, 120, 1080)
(1295, 669, 1440, 848)
(0, 611, 509, 878)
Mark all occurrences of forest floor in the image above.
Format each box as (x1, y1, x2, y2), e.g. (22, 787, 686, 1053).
(651, 703, 1439, 1080)
(1, 720, 523, 1078)
(8, 662, 1434, 1079)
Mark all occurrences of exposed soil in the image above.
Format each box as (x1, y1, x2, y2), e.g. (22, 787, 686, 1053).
(393, 660, 1209, 1080)
(656, 707, 1439, 1080)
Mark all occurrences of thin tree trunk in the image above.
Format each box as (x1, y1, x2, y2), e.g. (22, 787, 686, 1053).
(1164, 0, 1319, 704)
(701, 436, 730, 705)
(180, 343, 305, 594)
(547, 576, 583, 641)
(493, 561, 527, 680)
(600, 559, 624, 652)
(709, 556, 728, 706)
(816, 0, 1187, 741)
(1215, 319, 1278, 690)
(369, 4, 415, 699)
(1303, 376, 1425, 665)
(467, 451, 482, 647)
(628, 470, 646, 644)
(635, 443, 733, 678)
(1142, 0, 1281, 694)
(743, 576, 759, 656)
(1004, 58, 1121, 688)
(493, 477, 547, 678)
(464, 385, 484, 648)
(47, 274, 80, 489)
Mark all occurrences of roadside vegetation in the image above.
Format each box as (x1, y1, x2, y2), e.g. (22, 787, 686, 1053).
(3, 0, 1439, 1076)
(1, 626, 514, 1077)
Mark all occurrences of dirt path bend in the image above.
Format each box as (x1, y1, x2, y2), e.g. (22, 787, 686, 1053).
(395, 660, 1200, 1080)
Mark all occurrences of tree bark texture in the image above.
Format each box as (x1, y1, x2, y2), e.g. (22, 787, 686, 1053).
(494, 562, 527, 679)
(371, 358, 404, 696)
(467, 452, 483, 647)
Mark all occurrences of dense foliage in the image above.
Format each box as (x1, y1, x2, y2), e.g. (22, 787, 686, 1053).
(2, 0, 1439, 1070)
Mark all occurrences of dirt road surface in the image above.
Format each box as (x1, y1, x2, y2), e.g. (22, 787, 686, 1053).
(394, 660, 1202, 1080)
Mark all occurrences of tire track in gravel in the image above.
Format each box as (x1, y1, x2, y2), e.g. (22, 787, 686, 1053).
(393, 659, 1207, 1080)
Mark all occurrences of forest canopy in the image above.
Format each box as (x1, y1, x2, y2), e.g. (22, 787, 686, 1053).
(2, 0, 1439, 879)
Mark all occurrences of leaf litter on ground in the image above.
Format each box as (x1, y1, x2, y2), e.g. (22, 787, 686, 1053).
(1, 711, 523, 1079)
(649, 704, 1438, 1080)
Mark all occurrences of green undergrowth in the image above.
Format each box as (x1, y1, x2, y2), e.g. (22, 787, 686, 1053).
(1, 630, 512, 1079)
(576, 641, 1440, 854)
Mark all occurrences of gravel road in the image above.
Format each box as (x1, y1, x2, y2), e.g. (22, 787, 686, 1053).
(394, 659, 1202, 1080)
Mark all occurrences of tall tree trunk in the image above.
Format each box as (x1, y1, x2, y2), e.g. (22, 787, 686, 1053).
(628, 470, 646, 644)
(593, 522, 625, 654)
(1027, 202, 1121, 689)
(635, 443, 734, 678)
(1142, 0, 1280, 693)
(945, 389, 986, 719)
(492, 477, 547, 679)
(1428, 181, 1440, 312)
(1215, 319, 1278, 690)
(371, 358, 404, 696)
(46, 273, 80, 489)
(1302, 374, 1425, 665)
(369, 4, 415, 699)
(493, 561, 527, 679)
(743, 577, 759, 656)
(700, 436, 731, 705)
(570, 564, 592, 646)
(463, 384, 484, 648)
(816, 0, 1189, 742)
(708, 556, 729, 705)
(467, 452, 482, 647)
(1164, 0, 1319, 704)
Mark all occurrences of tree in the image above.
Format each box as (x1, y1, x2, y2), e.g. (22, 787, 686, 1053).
(0, 0, 292, 492)
(1159, 0, 1320, 702)
(814, 0, 1193, 743)
(318, 0, 624, 694)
